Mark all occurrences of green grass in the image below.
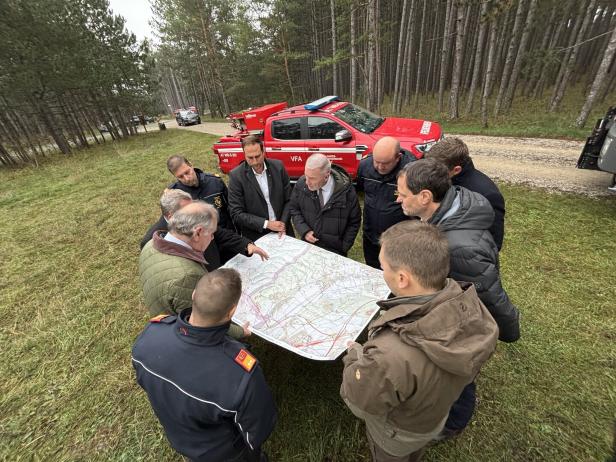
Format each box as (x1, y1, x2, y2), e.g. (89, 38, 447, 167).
(1, 130, 615, 461)
(382, 85, 616, 140)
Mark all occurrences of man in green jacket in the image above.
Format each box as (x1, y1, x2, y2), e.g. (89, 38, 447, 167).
(340, 221, 498, 461)
(139, 201, 248, 338)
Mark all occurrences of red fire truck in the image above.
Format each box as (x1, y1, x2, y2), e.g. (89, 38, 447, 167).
(213, 96, 442, 179)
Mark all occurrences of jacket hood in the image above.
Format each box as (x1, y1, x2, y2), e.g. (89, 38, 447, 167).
(372, 279, 498, 377)
(432, 186, 494, 233)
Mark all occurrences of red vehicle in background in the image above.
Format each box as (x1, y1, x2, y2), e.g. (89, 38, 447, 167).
(213, 96, 442, 179)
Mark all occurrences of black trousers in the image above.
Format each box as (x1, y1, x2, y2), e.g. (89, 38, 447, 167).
(444, 381, 476, 432)
(363, 236, 381, 269)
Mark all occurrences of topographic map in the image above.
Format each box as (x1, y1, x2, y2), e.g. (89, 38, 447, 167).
(224, 234, 390, 360)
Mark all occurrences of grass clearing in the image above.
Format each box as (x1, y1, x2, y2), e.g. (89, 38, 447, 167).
(1, 130, 615, 461)
(383, 85, 616, 140)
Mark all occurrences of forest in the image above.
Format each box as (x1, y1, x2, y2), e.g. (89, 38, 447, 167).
(2, 0, 616, 165)
(155, 0, 616, 124)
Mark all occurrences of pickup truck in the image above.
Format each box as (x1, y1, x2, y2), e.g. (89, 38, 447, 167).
(577, 106, 616, 192)
(212, 96, 443, 179)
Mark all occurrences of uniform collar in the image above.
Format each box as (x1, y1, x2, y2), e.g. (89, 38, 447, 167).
(175, 308, 230, 345)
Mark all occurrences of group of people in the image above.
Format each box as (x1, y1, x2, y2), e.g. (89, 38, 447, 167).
(132, 134, 521, 461)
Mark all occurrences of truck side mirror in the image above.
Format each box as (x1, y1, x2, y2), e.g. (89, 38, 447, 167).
(335, 129, 352, 142)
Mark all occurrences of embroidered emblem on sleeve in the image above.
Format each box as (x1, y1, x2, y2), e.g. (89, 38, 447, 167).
(235, 349, 257, 372)
(150, 314, 170, 323)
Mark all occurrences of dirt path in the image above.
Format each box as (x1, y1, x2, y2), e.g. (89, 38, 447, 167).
(164, 121, 614, 197)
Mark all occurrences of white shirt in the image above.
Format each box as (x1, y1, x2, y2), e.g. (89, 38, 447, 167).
(164, 231, 192, 249)
(252, 163, 277, 227)
(320, 175, 335, 206)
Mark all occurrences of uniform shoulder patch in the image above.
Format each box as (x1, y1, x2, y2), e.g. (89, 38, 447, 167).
(234, 349, 257, 372)
(150, 314, 170, 323)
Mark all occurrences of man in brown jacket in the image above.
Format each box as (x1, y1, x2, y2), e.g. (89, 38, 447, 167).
(340, 221, 499, 461)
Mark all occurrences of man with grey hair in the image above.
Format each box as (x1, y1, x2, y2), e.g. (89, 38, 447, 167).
(140, 189, 268, 271)
(356, 136, 415, 268)
(289, 154, 361, 256)
(139, 201, 248, 338)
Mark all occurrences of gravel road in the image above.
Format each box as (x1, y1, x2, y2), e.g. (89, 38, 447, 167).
(165, 120, 615, 197)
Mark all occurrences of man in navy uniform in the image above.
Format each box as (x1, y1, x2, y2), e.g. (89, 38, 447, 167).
(356, 136, 414, 268)
(167, 155, 235, 231)
(132, 269, 277, 461)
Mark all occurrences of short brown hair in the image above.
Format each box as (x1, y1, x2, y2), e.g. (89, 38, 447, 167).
(425, 137, 471, 170)
(192, 269, 242, 322)
(400, 158, 451, 202)
(380, 221, 449, 290)
(241, 134, 263, 151)
(166, 155, 191, 174)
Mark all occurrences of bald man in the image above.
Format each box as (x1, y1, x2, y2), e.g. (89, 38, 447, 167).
(356, 136, 415, 268)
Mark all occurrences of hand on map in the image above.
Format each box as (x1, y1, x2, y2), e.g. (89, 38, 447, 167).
(305, 231, 319, 243)
(242, 322, 252, 337)
(267, 220, 286, 233)
(247, 243, 270, 261)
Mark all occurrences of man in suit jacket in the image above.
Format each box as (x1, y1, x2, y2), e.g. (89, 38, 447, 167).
(228, 135, 293, 242)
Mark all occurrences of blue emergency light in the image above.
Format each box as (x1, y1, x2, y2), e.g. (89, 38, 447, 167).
(304, 95, 339, 111)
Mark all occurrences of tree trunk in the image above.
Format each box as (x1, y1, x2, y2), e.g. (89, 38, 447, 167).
(438, 0, 454, 112)
(449, 1, 465, 119)
(549, 0, 596, 112)
(576, 24, 616, 127)
(502, 0, 538, 112)
(532, 0, 573, 98)
(280, 31, 296, 101)
(414, 0, 428, 107)
(350, 2, 357, 103)
(35, 95, 71, 155)
(494, 0, 527, 116)
(524, 3, 557, 97)
(330, 0, 338, 95)
(460, 2, 475, 93)
(366, 0, 377, 111)
(402, 0, 417, 106)
(375, 0, 383, 109)
(482, 16, 498, 128)
(393, 0, 409, 112)
(465, 0, 489, 115)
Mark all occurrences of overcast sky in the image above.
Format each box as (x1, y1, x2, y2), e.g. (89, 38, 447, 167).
(108, 0, 156, 43)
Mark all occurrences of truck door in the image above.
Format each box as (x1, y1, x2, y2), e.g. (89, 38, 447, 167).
(306, 116, 357, 177)
(267, 117, 306, 178)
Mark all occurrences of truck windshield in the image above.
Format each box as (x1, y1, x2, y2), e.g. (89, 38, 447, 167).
(334, 104, 385, 133)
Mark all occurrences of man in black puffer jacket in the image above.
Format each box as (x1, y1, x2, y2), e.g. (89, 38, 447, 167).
(289, 154, 361, 256)
(396, 158, 520, 438)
